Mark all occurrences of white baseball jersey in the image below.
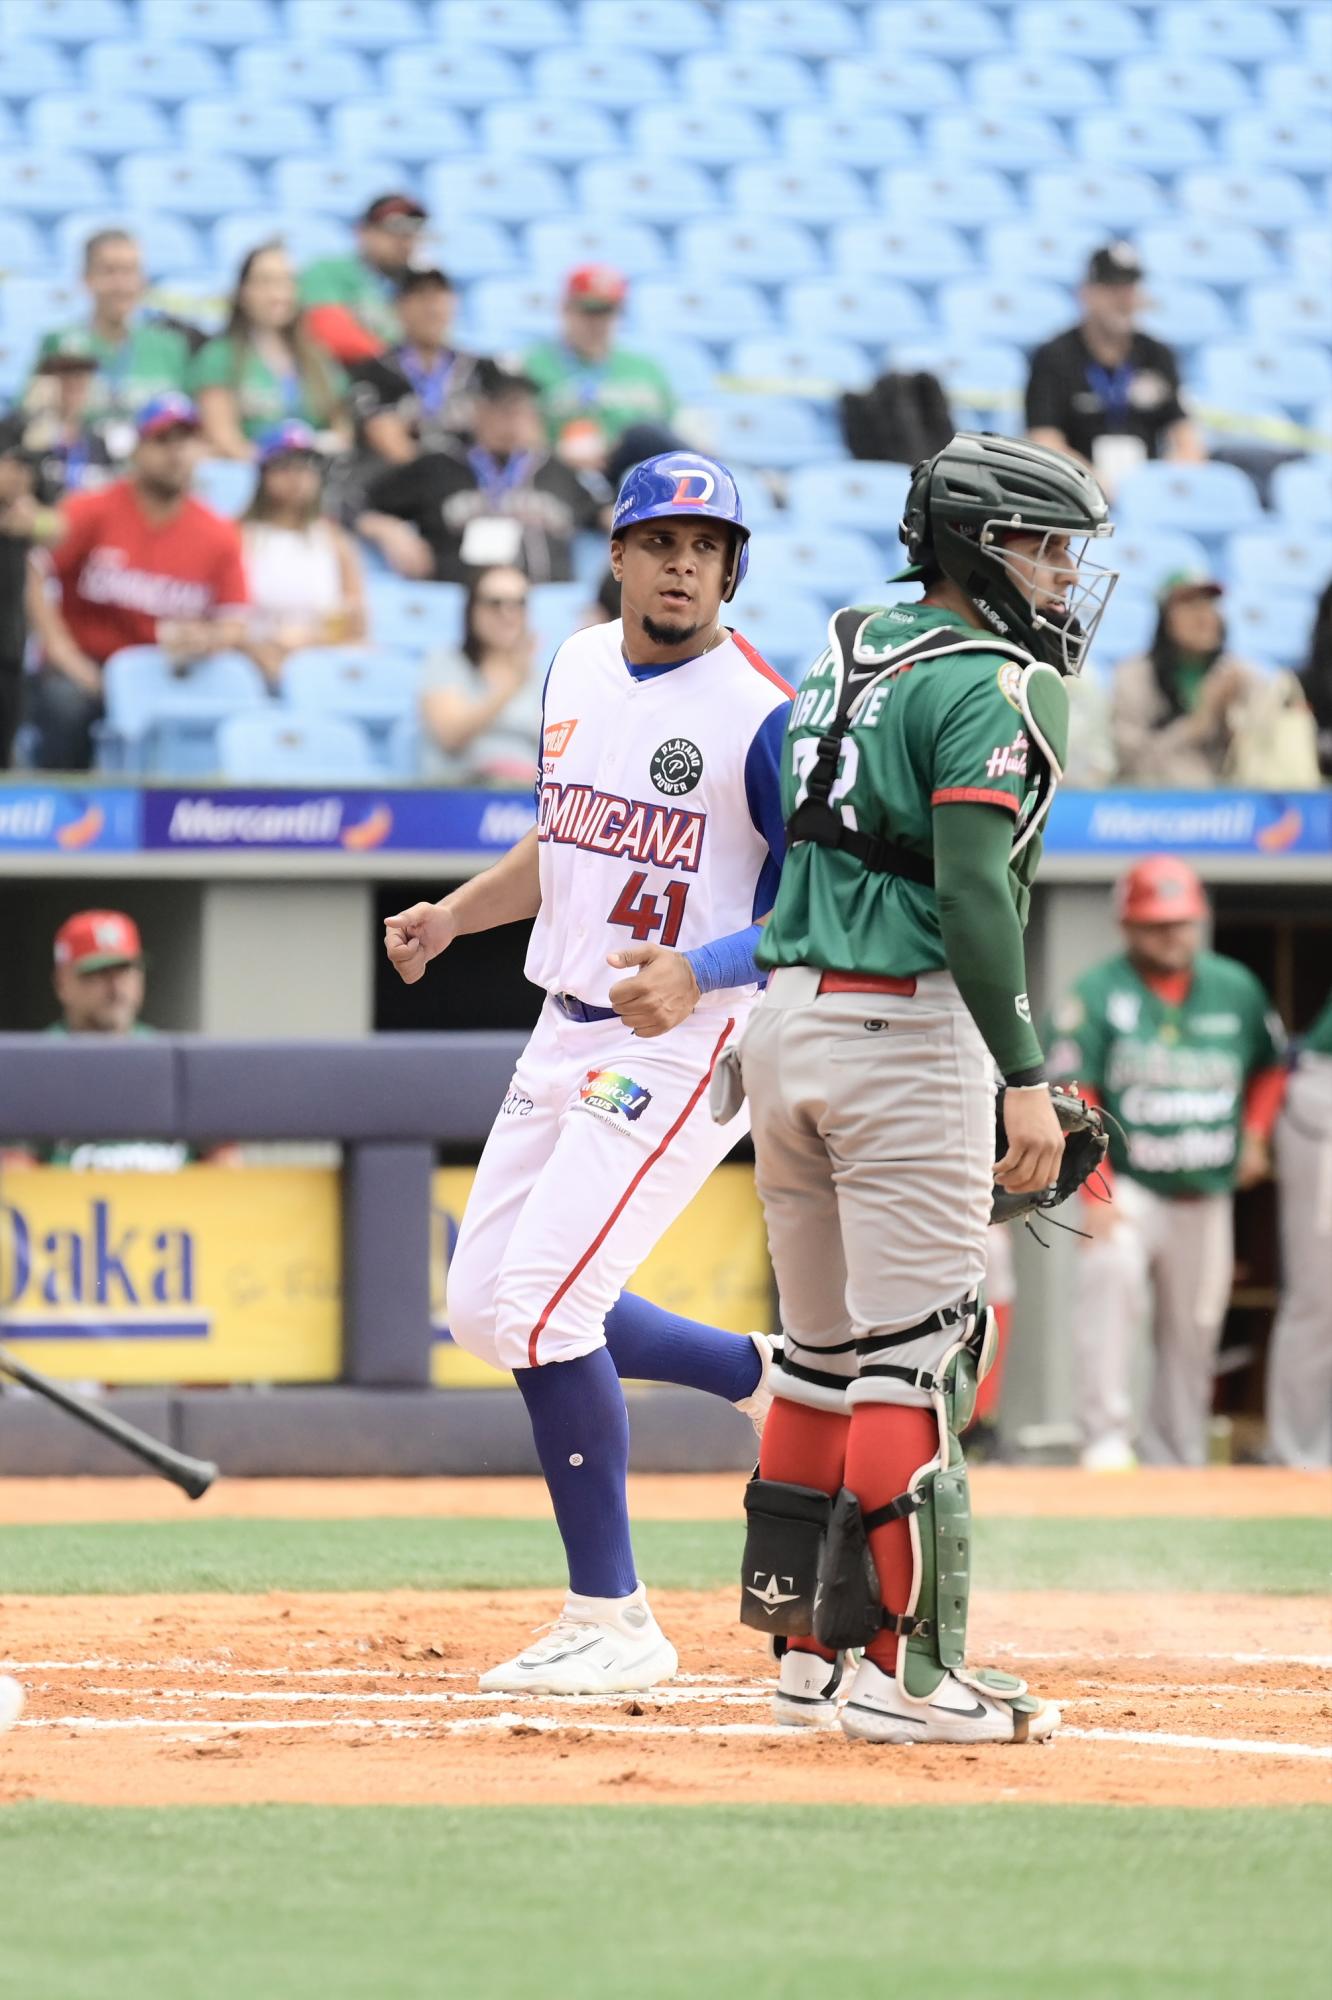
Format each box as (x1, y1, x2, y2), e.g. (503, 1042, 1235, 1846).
(525, 619, 792, 1008)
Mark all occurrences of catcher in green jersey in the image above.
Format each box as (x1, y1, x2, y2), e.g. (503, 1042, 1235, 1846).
(718, 433, 1118, 1746)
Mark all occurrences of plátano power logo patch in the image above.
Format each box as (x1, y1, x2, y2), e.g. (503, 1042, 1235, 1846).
(650, 738, 703, 797)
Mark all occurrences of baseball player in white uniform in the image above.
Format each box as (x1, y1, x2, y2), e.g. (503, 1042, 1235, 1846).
(385, 453, 792, 1693)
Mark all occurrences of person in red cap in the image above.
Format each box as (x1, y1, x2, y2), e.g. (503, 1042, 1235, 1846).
(523, 266, 675, 473)
(29, 394, 249, 770)
(300, 193, 431, 363)
(1045, 857, 1287, 1467)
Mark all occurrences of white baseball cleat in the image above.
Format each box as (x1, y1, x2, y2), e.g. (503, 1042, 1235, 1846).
(734, 1331, 775, 1444)
(0, 1675, 24, 1736)
(772, 1643, 843, 1728)
(1080, 1436, 1138, 1472)
(478, 1585, 679, 1695)
(840, 1660, 1060, 1746)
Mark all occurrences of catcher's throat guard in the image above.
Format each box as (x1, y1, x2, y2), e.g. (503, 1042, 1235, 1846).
(991, 1084, 1110, 1226)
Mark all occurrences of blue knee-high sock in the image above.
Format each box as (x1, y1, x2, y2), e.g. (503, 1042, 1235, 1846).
(603, 1291, 762, 1402)
(515, 1347, 637, 1600)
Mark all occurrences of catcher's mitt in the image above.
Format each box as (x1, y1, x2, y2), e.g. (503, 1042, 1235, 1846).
(990, 1085, 1110, 1226)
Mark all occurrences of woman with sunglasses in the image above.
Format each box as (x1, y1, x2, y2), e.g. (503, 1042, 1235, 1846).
(240, 421, 366, 690)
(420, 565, 542, 785)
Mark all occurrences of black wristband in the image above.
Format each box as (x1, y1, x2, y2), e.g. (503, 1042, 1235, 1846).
(1003, 1065, 1048, 1089)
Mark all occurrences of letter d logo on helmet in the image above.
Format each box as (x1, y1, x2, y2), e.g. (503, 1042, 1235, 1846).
(612, 449, 750, 600)
(669, 466, 716, 506)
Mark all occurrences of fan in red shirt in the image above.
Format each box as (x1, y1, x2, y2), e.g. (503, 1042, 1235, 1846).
(28, 393, 249, 769)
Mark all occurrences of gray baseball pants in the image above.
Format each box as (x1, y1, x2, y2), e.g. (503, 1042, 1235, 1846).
(1266, 1055, 1332, 1468)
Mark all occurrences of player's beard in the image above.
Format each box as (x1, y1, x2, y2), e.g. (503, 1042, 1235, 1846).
(641, 611, 701, 648)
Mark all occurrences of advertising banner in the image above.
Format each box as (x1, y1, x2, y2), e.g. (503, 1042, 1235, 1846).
(139, 788, 534, 854)
(1044, 789, 1332, 857)
(0, 786, 141, 854)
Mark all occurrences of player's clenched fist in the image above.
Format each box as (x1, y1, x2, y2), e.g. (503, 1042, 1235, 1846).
(607, 942, 701, 1039)
(384, 900, 457, 984)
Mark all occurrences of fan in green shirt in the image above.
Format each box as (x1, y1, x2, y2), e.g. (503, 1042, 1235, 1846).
(523, 265, 675, 472)
(299, 191, 431, 359)
(190, 242, 348, 453)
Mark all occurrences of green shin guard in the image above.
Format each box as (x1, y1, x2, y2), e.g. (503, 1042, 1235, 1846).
(899, 1321, 984, 1703)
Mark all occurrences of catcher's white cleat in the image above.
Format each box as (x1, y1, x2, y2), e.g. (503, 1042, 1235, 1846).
(840, 1660, 1060, 1746)
(478, 1585, 678, 1695)
(0, 1675, 24, 1736)
(772, 1643, 843, 1729)
(734, 1331, 775, 1444)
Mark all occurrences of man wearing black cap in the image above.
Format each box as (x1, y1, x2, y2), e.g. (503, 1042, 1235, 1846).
(21, 334, 115, 501)
(347, 268, 483, 467)
(1026, 243, 1205, 494)
(300, 192, 430, 364)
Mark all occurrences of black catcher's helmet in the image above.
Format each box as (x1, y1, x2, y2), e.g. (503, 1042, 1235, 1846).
(899, 432, 1117, 674)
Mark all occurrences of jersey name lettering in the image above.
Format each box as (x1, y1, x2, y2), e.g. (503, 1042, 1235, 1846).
(538, 781, 705, 874)
(986, 730, 1029, 780)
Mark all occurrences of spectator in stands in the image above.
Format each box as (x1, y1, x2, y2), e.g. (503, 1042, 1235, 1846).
(32, 229, 193, 464)
(1301, 580, 1332, 781)
(358, 363, 608, 585)
(300, 193, 431, 363)
(18, 339, 115, 500)
(523, 267, 675, 474)
(0, 417, 62, 767)
(241, 422, 367, 691)
(1026, 243, 1205, 496)
(347, 269, 481, 468)
(189, 243, 348, 462)
(1111, 570, 1262, 787)
(420, 565, 542, 786)
(29, 394, 249, 770)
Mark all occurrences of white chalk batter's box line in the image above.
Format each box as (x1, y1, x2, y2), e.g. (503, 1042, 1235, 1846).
(38, 1682, 1332, 1709)
(7, 1650, 1332, 1675)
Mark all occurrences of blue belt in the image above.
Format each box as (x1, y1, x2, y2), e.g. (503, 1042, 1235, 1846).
(552, 991, 618, 1024)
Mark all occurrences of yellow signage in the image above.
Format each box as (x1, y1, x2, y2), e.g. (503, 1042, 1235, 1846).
(430, 1163, 773, 1387)
(0, 1166, 341, 1384)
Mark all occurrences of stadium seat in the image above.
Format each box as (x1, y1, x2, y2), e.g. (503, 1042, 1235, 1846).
(142, 0, 278, 44)
(54, 207, 207, 277)
(0, 41, 71, 97)
(1013, 0, 1146, 54)
(1270, 457, 1332, 529)
(779, 109, 914, 170)
(677, 219, 821, 285)
(481, 102, 620, 165)
(1289, 225, 1332, 279)
(234, 42, 374, 105)
(728, 336, 873, 396)
(0, 215, 47, 276)
(982, 220, 1102, 285)
(1140, 282, 1233, 349)
(461, 277, 562, 349)
(531, 49, 671, 111)
(1112, 57, 1251, 119)
(525, 218, 669, 283)
(1089, 588, 1157, 669)
(429, 217, 519, 281)
(2, 0, 129, 38)
(1114, 461, 1263, 541)
(0, 151, 109, 217)
(1225, 111, 1332, 174)
(118, 152, 262, 220)
(147, 269, 226, 336)
(434, 0, 572, 46)
(427, 158, 564, 225)
(625, 334, 718, 404)
(730, 161, 872, 223)
(726, 0, 859, 55)
(938, 280, 1071, 351)
(793, 460, 913, 536)
(784, 279, 931, 346)
(693, 396, 830, 472)
(83, 38, 226, 100)
(678, 52, 809, 110)
(182, 97, 322, 161)
(1247, 284, 1332, 345)
(874, 0, 1007, 55)
(1107, 527, 1211, 599)
(969, 54, 1104, 113)
(713, 467, 780, 531)
(273, 159, 416, 219)
(926, 110, 1066, 172)
(329, 101, 471, 165)
(211, 210, 347, 272)
(1308, 401, 1332, 450)
(825, 53, 960, 111)
(380, 44, 524, 103)
(1196, 341, 1332, 419)
(216, 711, 378, 783)
(366, 577, 467, 655)
(526, 580, 588, 657)
(1257, 62, 1332, 113)
(876, 167, 1016, 227)
(894, 340, 1029, 432)
(0, 276, 85, 335)
(100, 647, 267, 776)
(630, 104, 769, 166)
(288, 0, 420, 44)
(830, 220, 971, 284)
(1075, 112, 1212, 176)
(1177, 168, 1314, 230)
(580, 0, 717, 51)
(1305, 6, 1332, 62)
(1028, 167, 1166, 230)
(1159, 1, 1292, 61)
(1224, 588, 1317, 671)
(1138, 223, 1277, 288)
(193, 459, 258, 517)
(629, 281, 772, 347)
(726, 586, 829, 680)
(1229, 529, 1331, 598)
(28, 90, 171, 155)
(282, 647, 418, 752)
(745, 526, 884, 604)
(575, 159, 720, 226)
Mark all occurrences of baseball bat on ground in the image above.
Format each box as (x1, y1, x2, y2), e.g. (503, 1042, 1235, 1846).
(0, 1344, 218, 1499)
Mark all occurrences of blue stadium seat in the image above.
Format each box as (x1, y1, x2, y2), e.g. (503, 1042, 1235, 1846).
(427, 158, 565, 225)
(876, 167, 1017, 226)
(779, 109, 914, 169)
(894, 340, 1029, 432)
(211, 210, 347, 273)
(101, 647, 267, 776)
(366, 577, 467, 655)
(1115, 461, 1262, 541)
(1159, 1, 1292, 62)
(726, 0, 860, 55)
(575, 159, 719, 226)
(288, 0, 420, 43)
(1112, 57, 1251, 119)
(193, 458, 258, 517)
(0, 152, 108, 218)
(527, 582, 588, 668)
(282, 647, 418, 752)
(1305, 6, 1332, 62)
(1075, 112, 1212, 176)
(273, 158, 416, 219)
(982, 220, 1102, 286)
(1138, 222, 1277, 287)
(1306, 400, 1332, 448)
(0, 216, 47, 275)
(147, 270, 227, 336)
(630, 281, 772, 345)
(730, 161, 871, 224)
(579, 0, 717, 53)
(694, 397, 830, 471)
(525, 218, 670, 283)
(1013, 0, 1146, 55)
(234, 42, 374, 105)
(2, 0, 129, 37)
(1225, 111, 1332, 174)
(1141, 282, 1234, 349)
(1270, 457, 1332, 529)
(1229, 529, 1330, 598)
(830, 219, 971, 283)
(119, 152, 262, 220)
(216, 711, 378, 783)
(826, 53, 961, 110)
(430, 217, 519, 281)
(182, 96, 321, 160)
(434, 0, 572, 47)
(380, 44, 523, 103)
(1224, 587, 1317, 671)
(793, 460, 913, 536)
(746, 526, 883, 604)
(624, 334, 718, 403)
(970, 54, 1104, 113)
(1028, 167, 1166, 230)
(83, 39, 226, 100)
(1247, 283, 1332, 345)
(461, 276, 561, 348)
(1290, 225, 1332, 280)
(1090, 589, 1157, 669)
(678, 51, 809, 110)
(631, 104, 770, 166)
(728, 336, 873, 395)
(926, 110, 1066, 171)
(27, 91, 171, 155)
(1258, 62, 1332, 113)
(715, 467, 780, 531)
(532, 48, 671, 111)
(676, 220, 820, 285)
(481, 102, 620, 165)
(54, 208, 207, 277)
(328, 101, 470, 165)
(784, 279, 931, 346)
(1197, 340, 1332, 419)
(938, 279, 1071, 351)
(143, 0, 279, 44)
(726, 586, 828, 681)
(1177, 167, 1314, 229)
(1107, 527, 1211, 599)
(0, 42, 71, 99)
(0, 276, 85, 335)
(874, 0, 1007, 55)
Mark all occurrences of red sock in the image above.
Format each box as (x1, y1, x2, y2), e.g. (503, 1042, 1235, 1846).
(758, 1397, 849, 1662)
(843, 1402, 940, 1675)
(973, 1301, 1012, 1427)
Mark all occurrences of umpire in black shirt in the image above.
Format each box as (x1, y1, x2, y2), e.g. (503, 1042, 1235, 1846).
(1026, 242, 1206, 495)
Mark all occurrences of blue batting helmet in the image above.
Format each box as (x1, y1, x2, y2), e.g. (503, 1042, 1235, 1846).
(611, 450, 750, 600)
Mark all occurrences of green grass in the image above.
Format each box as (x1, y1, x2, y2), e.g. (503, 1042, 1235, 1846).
(3, 1513, 1328, 1596)
(2, 1804, 1328, 2000)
